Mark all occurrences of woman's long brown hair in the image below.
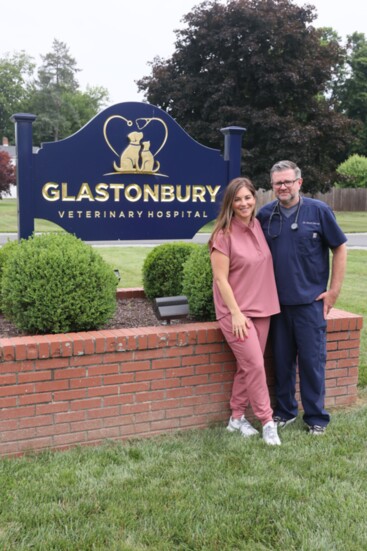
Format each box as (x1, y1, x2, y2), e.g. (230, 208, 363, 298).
(208, 177, 256, 249)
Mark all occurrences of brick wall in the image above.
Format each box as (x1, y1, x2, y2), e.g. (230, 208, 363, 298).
(0, 289, 363, 457)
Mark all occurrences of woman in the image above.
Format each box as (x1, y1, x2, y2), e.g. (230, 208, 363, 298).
(209, 177, 281, 445)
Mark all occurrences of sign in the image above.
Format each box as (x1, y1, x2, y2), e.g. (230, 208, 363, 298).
(12, 103, 245, 240)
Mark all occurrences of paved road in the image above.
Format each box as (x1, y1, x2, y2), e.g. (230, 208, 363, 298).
(0, 232, 367, 248)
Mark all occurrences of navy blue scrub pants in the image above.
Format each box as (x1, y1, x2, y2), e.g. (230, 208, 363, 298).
(270, 301, 330, 427)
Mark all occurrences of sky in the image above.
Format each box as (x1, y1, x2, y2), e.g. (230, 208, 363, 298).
(1, 0, 367, 106)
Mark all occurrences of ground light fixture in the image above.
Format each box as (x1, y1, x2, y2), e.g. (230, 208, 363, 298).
(153, 296, 189, 325)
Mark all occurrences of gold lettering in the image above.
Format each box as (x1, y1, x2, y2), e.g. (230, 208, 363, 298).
(125, 184, 142, 202)
(161, 185, 175, 202)
(62, 183, 76, 201)
(42, 182, 60, 201)
(206, 185, 221, 202)
(143, 185, 159, 202)
(109, 183, 125, 201)
(192, 186, 206, 202)
(76, 183, 94, 202)
(95, 183, 110, 202)
(176, 185, 191, 202)
(42, 182, 223, 204)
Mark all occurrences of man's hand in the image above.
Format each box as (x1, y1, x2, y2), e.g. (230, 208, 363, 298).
(316, 289, 338, 319)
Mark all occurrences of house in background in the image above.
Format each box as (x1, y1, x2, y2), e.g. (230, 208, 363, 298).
(0, 137, 17, 198)
(0, 137, 38, 198)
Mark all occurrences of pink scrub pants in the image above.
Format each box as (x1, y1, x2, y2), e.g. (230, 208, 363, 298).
(218, 314, 273, 425)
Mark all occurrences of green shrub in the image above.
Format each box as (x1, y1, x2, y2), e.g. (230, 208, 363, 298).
(142, 242, 199, 299)
(0, 240, 19, 312)
(336, 154, 367, 188)
(1, 233, 117, 334)
(182, 245, 215, 321)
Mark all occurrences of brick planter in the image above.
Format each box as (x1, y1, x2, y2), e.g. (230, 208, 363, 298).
(0, 289, 363, 458)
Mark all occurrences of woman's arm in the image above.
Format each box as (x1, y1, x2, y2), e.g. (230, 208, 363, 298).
(211, 249, 251, 339)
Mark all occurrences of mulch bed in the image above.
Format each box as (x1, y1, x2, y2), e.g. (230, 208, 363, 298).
(0, 298, 197, 338)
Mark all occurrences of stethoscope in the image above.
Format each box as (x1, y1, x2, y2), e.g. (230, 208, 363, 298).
(267, 197, 303, 239)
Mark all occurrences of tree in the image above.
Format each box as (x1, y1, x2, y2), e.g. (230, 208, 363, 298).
(28, 39, 80, 142)
(337, 33, 367, 155)
(0, 52, 34, 142)
(0, 151, 15, 198)
(26, 39, 109, 143)
(137, 0, 355, 193)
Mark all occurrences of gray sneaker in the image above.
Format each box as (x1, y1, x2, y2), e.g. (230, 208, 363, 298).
(263, 421, 281, 446)
(273, 416, 297, 429)
(308, 425, 326, 435)
(227, 415, 259, 437)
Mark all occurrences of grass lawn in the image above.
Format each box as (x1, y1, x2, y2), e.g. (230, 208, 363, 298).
(335, 211, 367, 233)
(0, 397, 367, 550)
(1, 198, 366, 233)
(335, 250, 367, 386)
(97, 246, 152, 288)
(199, 211, 367, 234)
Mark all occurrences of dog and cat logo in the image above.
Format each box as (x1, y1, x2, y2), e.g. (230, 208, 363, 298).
(103, 115, 168, 176)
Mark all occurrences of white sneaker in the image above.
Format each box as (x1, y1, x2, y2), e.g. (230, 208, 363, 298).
(227, 415, 259, 437)
(262, 421, 281, 446)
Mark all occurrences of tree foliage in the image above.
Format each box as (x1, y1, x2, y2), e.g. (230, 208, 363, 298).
(336, 154, 367, 188)
(337, 33, 367, 155)
(0, 151, 15, 197)
(137, 0, 356, 194)
(0, 40, 109, 146)
(26, 39, 109, 143)
(0, 52, 34, 142)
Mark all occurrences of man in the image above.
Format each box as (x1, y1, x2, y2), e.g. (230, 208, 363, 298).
(257, 160, 347, 435)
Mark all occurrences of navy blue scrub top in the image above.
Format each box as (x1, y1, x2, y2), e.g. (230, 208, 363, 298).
(257, 197, 347, 305)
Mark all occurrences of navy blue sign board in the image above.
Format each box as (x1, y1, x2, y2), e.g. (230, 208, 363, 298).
(12, 103, 245, 241)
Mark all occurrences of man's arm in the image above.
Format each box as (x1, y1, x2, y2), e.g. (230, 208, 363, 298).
(316, 243, 347, 318)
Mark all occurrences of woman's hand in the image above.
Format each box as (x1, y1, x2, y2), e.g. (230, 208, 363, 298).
(231, 312, 251, 341)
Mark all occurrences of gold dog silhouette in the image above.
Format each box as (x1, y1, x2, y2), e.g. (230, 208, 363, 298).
(113, 131, 143, 172)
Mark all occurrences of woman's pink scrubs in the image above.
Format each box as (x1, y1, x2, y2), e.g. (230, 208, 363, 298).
(211, 216, 280, 424)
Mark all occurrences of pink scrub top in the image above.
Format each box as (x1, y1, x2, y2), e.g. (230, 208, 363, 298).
(211, 216, 280, 320)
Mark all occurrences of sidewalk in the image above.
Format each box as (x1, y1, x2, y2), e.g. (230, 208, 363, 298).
(0, 233, 366, 248)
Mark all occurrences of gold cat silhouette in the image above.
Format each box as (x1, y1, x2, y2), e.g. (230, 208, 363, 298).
(140, 141, 160, 173)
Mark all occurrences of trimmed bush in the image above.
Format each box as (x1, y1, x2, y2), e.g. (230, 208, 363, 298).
(1, 233, 117, 334)
(336, 154, 367, 188)
(0, 240, 19, 312)
(142, 242, 199, 299)
(182, 245, 215, 321)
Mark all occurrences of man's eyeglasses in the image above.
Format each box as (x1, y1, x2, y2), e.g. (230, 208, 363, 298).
(272, 179, 299, 188)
